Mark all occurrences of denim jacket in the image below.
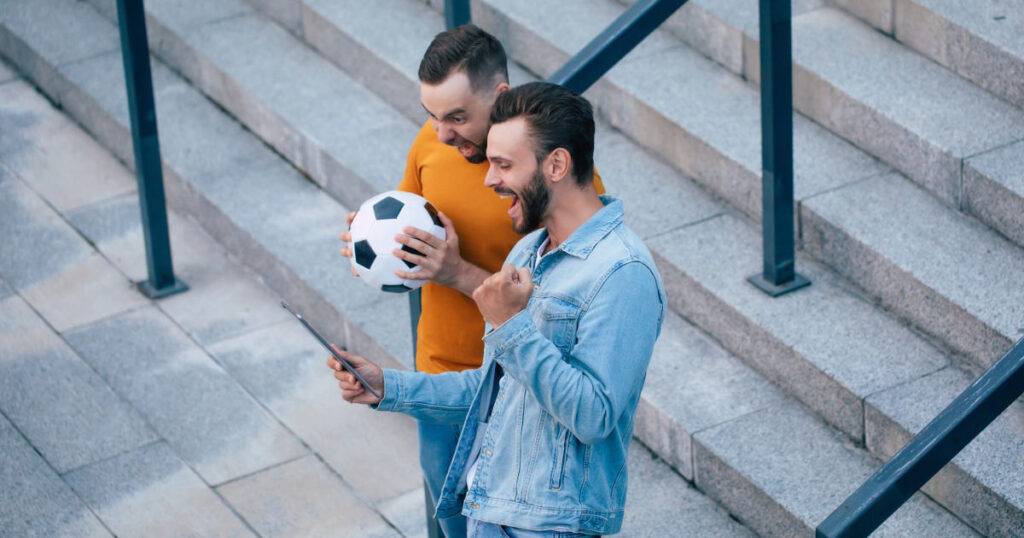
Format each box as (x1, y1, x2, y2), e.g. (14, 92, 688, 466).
(375, 197, 665, 535)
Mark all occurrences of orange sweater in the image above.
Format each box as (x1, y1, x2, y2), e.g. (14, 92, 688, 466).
(398, 121, 604, 374)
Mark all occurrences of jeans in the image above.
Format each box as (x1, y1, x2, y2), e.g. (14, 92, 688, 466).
(467, 518, 594, 537)
(419, 418, 466, 537)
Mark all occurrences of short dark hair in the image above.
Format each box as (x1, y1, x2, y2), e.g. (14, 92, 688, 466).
(418, 24, 508, 93)
(490, 82, 595, 185)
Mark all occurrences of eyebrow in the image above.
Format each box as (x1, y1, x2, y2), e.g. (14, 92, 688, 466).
(421, 103, 467, 121)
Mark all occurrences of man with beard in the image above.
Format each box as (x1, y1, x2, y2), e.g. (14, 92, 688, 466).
(329, 82, 665, 537)
(340, 25, 603, 537)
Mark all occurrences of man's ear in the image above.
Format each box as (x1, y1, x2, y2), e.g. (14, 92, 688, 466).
(494, 80, 511, 95)
(544, 148, 572, 184)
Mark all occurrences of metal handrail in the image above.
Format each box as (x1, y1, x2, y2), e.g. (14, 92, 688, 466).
(817, 336, 1024, 537)
(547, 0, 689, 94)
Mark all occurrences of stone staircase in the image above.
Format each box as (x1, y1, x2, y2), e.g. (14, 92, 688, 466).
(1, 0, 1021, 536)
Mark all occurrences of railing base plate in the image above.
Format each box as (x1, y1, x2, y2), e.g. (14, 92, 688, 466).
(747, 272, 810, 297)
(136, 278, 188, 299)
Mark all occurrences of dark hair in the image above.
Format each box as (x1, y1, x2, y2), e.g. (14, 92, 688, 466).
(418, 24, 508, 93)
(490, 82, 595, 185)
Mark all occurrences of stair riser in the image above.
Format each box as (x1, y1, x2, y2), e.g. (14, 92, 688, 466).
(136, 10, 381, 212)
(963, 161, 1024, 251)
(892, 0, 1022, 109)
(801, 203, 1013, 374)
(653, 250, 867, 441)
(693, 439, 810, 537)
(634, 398, 695, 480)
(299, 6, 425, 124)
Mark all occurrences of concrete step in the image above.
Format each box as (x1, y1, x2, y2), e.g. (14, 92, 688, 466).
(0, 2, 758, 536)
(964, 140, 1024, 250)
(84, 0, 414, 214)
(693, 399, 981, 538)
(617, 0, 1024, 255)
(246, 0, 447, 124)
(801, 173, 1024, 374)
(640, 310, 977, 536)
(646, 213, 1024, 535)
(467, 0, 889, 222)
(833, 0, 1024, 111)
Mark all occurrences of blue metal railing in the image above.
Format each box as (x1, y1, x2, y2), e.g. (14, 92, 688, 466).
(818, 336, 1024, 537)
(115, 0, 187, 299)
(547, 0, 689, 94)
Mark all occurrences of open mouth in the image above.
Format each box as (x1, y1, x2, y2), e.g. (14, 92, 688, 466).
(496, 191, 520, 217)
(456, 140, 477, 157)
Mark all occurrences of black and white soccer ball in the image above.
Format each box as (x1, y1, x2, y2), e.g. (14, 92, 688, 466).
(349, 191, 446, 293)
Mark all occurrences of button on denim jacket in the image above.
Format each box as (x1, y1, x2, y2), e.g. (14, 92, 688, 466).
(376, 197, 665, 535)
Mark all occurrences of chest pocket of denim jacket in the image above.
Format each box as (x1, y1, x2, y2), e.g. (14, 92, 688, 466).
(529, 293, 580, 355)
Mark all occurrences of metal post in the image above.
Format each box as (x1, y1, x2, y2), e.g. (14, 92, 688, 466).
(747, 0, 809, 297)
(445, 0, 470, 29)
(116, 0, 187, 299)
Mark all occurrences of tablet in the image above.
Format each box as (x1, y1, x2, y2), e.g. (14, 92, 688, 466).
(281, 302, 382, 400)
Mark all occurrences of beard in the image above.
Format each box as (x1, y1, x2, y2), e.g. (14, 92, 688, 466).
(513, 167, 550, 234)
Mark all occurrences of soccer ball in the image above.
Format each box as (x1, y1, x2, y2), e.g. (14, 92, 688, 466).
(349, 191, 446, 293)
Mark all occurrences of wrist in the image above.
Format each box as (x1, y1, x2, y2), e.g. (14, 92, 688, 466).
(454, 260, 486, 296)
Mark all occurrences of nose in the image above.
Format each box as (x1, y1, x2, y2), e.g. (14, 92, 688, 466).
(483, 166, 499, 188)
(436, 123, 456, 144)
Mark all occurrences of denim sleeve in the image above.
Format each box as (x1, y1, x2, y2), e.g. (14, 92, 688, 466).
(484, 261, 664, 444)
(374, 366, 484, 425)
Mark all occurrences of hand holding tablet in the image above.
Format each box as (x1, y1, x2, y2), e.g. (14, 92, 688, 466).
(281, 302, 384, 402)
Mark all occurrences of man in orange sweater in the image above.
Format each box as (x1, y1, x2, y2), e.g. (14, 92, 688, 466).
(341, 25, 602, 537)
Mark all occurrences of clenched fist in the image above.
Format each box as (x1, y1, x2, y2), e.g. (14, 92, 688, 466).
(472, 264, 533, 327)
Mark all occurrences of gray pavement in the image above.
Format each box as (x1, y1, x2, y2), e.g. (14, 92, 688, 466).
(0, 66, 423, 537)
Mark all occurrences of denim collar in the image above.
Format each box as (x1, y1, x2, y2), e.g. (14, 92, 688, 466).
(534, 195, 622, 260)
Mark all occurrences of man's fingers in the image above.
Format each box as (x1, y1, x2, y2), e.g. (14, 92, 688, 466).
(340, 247, 352, 258)
(438, 211, 458, 240)
(346, 211, 357, 226)
(516, 267, 532, 286)
(327, 355, 340, 371)
(340, 231, 352, 242)
(395, 269, 429, 281)
(393, 247, 426, 266)
(335, 347, 374, 370)
(395, 234, 432, 255)
(402, 226, 443, 249)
